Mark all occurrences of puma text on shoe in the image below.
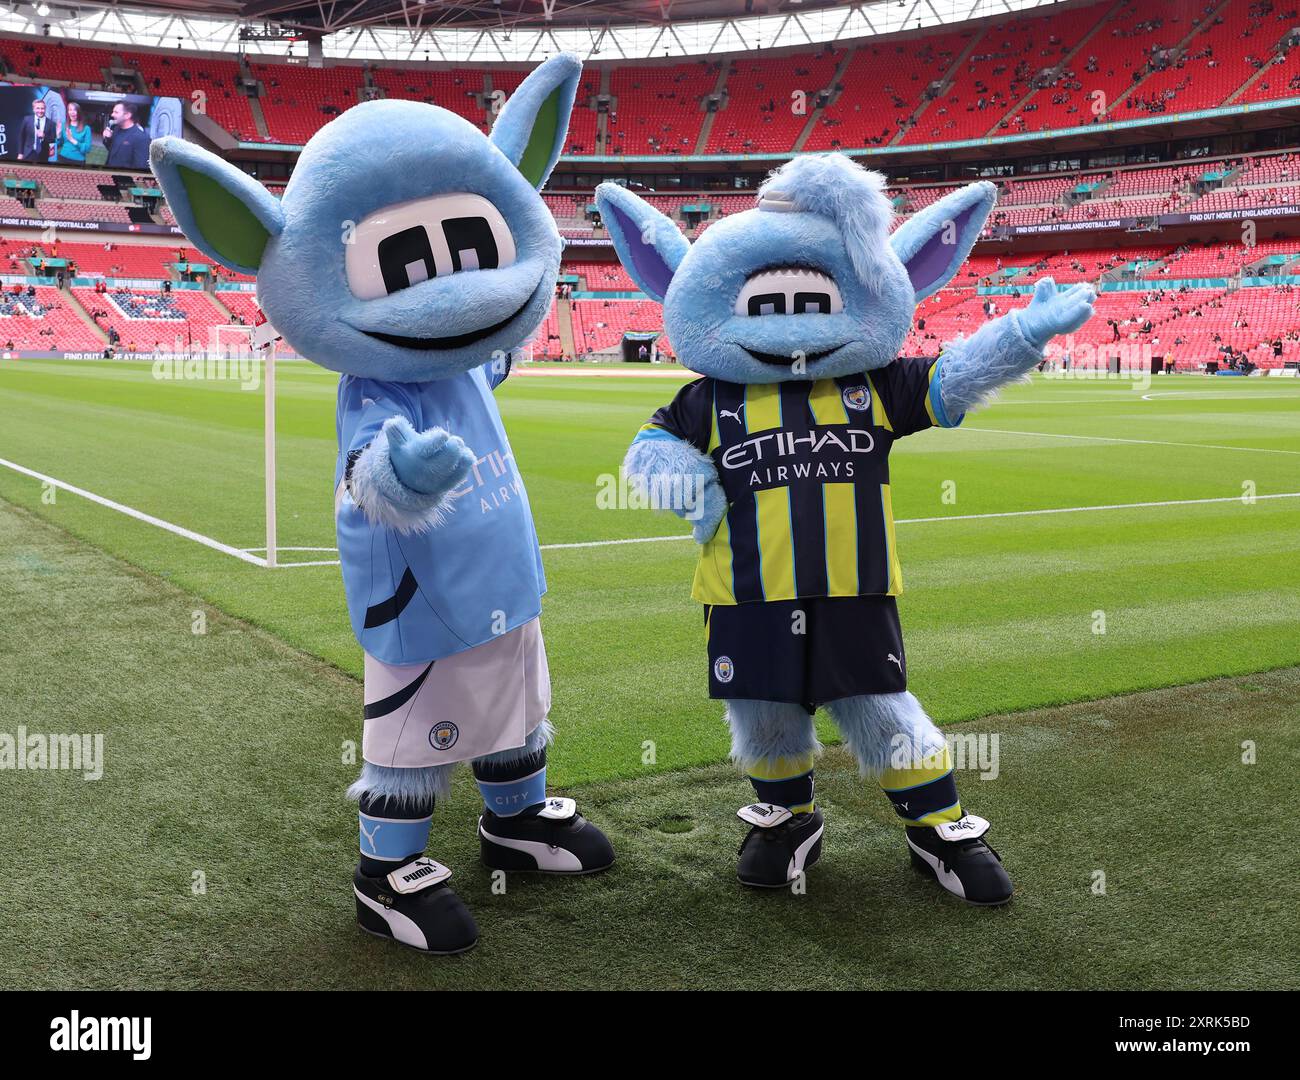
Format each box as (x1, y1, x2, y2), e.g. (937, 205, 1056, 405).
(353, 857, 480, 954)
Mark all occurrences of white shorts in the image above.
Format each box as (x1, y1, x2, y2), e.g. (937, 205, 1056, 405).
(362, 618, 550, 769)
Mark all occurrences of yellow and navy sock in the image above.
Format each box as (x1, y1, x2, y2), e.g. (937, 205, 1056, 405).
(358, 791, 433, 877)
(879, 745, 962, 827)
(748, 753, 816, 814)
(473, 747, 547, 818)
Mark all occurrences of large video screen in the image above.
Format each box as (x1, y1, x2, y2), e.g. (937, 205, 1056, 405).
(0, 86, 182, 169)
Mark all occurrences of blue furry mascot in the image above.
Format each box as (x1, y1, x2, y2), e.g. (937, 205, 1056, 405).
(151, 54, 612, 955)
(598, 155, 1093, 903)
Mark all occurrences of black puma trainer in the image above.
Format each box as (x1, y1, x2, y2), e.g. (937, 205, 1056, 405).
(905, 814, 1013, 906)
(735, 802, 824, 888)
(353, 857, 479, 954)
(478, 797, 615, 874)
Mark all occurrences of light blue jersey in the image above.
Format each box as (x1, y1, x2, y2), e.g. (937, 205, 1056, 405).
(334, 362, 546, 665)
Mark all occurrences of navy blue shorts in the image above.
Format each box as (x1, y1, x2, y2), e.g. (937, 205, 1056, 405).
(705, 595, 907, 713)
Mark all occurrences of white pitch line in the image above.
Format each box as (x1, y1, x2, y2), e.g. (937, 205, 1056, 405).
(965, 426, 1300, 456)
(282, 490, 1299, 560)
(540, 534, 694, 551)
(242, 546, 338, 553)
(0, 456, 268, 567)
(5, 457, 1295, 569)
(894, 491, 1300, 525)
(1141, 390, 1300, 401)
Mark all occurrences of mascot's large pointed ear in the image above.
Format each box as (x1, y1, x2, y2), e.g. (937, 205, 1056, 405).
(594, 182, 690, 303)
(890, 181, 996, 302)
(490, 52, 581, 190)
(150, 136, 285, 276)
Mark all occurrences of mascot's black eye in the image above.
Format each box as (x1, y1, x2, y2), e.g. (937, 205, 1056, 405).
(377, 227, 436, 295)
(747, 292, 787, 316)
(735, 267, 844, 317)
(794, 292, 831, 314)
(443, 217, 500, 272)
(346, 193, 518, 302)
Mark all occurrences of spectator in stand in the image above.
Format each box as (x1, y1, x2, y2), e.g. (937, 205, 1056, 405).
(57, 100, 92, 163)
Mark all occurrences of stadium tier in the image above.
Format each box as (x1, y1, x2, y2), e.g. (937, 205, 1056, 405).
(3, 144, 1300, 364)
(7, 0, 1300, 153)
(5, 1, 1300, 368)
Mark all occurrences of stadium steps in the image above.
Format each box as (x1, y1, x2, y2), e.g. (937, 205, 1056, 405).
(556, 296, 576, 359)
(64, 288, 110, 346)
(988, 0, 1127, 137)
(792, 48, 855, 153)
(183, 98, 241, 151)
(693, 62, 731, 155)
(596, 66, 611, 154)
(888, 25, 989, 146)
(1224, 30, 1295, 104)
(1104, 0, 1237, 119)
(247, 95, 271, 142)
(196, 288, 234, 321)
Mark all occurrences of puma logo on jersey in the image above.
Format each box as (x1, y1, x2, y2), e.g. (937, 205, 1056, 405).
(887, 653, 903, 671)
(720, 404, 746, 423)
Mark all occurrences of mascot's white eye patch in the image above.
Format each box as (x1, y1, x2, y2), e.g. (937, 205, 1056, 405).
(345, 193, 517, 301)
(734, 267, 843, 317)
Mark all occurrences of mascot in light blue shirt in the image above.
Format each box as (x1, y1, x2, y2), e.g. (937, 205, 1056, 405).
(151, 54, 613, 955)
(601, 155, 1093, 903)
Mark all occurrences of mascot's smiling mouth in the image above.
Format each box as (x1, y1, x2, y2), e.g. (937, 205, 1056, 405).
(741, 344, 845, 366)
(361, 297, 532, 351)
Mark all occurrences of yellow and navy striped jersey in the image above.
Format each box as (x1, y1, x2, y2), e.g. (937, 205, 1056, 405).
(640, 358, 960, 605)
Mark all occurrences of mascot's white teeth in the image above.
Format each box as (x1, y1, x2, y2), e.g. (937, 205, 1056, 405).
(735, 267, 844, 317)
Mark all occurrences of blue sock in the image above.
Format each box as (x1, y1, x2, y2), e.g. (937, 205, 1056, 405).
(357, 792, 433, 877)
(473, 747, 547, 818)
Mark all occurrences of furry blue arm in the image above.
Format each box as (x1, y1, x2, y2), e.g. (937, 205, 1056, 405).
(938, 277, 1096, 416)
(348, 417, 475, 534)
(624, 430, 728, 544)
(935, 311, 1042, 418)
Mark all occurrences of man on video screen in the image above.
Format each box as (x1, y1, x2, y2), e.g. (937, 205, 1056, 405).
(102, 100, 150, 168)
(17, 98, 56, 161)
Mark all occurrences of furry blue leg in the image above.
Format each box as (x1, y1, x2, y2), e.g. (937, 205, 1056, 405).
(473, 718, 554, 770)
(346, 721, 554, 808)
(726, 699, 821, 772)
(347, 762, 456, 807)
(824, 692, 946, 778)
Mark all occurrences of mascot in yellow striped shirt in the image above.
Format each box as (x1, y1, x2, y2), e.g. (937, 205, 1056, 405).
(597, 154, 1094, 901)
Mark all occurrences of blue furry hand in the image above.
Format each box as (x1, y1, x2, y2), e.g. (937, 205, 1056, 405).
(692, 479, 728, 544)
(1011, 277, 1097, 351)
(384, 417, 476, 498)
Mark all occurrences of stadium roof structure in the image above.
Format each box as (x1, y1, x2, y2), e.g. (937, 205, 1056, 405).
(4, 0, 1073, 61)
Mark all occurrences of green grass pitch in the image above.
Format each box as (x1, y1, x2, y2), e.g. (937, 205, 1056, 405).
(0, 358, 1297, 989)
